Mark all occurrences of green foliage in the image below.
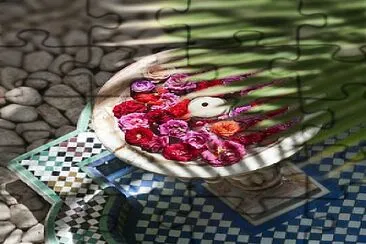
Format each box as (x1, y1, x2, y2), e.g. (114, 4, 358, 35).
(156, 0, 365, 156)
(105, 0, 366, 168)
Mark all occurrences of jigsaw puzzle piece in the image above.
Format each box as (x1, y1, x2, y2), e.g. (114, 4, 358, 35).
(0, 0, 122, 51)
(298, 0, 366, 62)
(269, 42, 366, 134)
(86, 0, 124, 44)
(156, 0, 326, 49)
(0, 1, 84, 49)
(89, 0, 169, 59)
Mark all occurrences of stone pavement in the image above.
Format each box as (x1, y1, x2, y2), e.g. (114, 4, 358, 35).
(0, 1, 161, 243)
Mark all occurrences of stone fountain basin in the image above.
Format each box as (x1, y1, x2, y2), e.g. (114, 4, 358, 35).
(92, 50, 319, 179)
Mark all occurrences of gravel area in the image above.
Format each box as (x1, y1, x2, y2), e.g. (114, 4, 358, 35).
(0, 168, 49, 244)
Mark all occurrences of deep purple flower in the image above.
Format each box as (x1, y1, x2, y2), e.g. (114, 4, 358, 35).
(159, 119, 189, 138)
(164, 74, 196, 94)
(118, 113, 149, 131)
(131, 80, 156, 93)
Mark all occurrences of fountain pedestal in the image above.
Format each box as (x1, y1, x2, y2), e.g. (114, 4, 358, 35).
(203, 162, 328, 225)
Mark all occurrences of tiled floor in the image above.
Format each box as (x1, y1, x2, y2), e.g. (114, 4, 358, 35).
(8, 105, 366, 244)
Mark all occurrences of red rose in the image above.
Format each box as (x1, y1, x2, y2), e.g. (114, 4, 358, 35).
(231, 132, 265, 145)
(196, 80, 223, 91)
(125, 127, 154, 146)
(141, 136, 169, 153)
(167, 99, 190, 118)
(156, 87, 169, 94)
(133, 93, 162, 105)
(162, 143, 200, 162)
(146, 109, 173, 125)
(113, 100, 147, 118)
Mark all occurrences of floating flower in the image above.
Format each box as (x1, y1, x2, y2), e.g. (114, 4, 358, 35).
(167, 99, 190, 118)
(210, 120, 240, 137)
(141, 135, 169, 153)
(159, 119, 189, 138)
(231, 120, 296, 146)
(189, 118, 220, 129)
(133, 93, 162, 105)
(195, 80, 223, 91)
(146, 109, 174, 125)
(183, 130, 210, 149)
(131, 80, 156, 93)
(201, 138, 245, 166)
(151, 92, 180, 110)
(164, 74, 196, 94)
(113, 70, 290, 167)
(156, 87, 169, 94)
(229, 105, 252, 118)
(231, 132, 264, 145)
(113, 100, 147, 118)
(118, 113, 149, 131)
(125, 127, 154, 146)
(144, 65, 172, 82)
(221, 71, 260, 85)
(189, 119, 208, 128)
(162, 143, 200, 161)
(231, 115, 262, 129)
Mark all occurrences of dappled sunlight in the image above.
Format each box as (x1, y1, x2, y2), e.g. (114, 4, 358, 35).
(1, 1, 365, 243)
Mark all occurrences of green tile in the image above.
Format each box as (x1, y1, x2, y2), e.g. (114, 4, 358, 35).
(48, 156, 56, 161)
(55, 161, 63, 167)
(38, 161, 46, 166)
(45, 166, 54, 171)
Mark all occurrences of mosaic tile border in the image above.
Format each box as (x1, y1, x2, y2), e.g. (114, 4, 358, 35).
(7, 104, 125, 244)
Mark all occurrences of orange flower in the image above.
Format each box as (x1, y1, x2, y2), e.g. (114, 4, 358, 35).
(210, 120, 240, 137)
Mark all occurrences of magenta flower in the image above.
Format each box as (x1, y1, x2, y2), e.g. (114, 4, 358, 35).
(221, 70, 261, 85)
(159, 119, 189, 138)
(151, 92, 179, 110)
(183, 130, 210, 149)
(164, 74, 196, 94)
(229, 105, 252, 117)
(131, 80, 156, 93)
(118, 112, 149, 131)
(201, 138, 245, 166)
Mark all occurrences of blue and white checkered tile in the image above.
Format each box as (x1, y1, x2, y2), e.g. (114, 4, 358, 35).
(102, 136, 366, 243)
(54, 189, 108, 244)
(69, 122, 365, 243)
(291, 123, 365, 163)
(248, 148, 366, 243)
(112, 170, 253, 243)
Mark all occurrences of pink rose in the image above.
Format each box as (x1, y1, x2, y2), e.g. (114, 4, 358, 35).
(201, 138, 245, 166)
(151, 92, 180, 110)
(159, 119, 189, 138)
(131, 80, 156, 93)
(118, 112, 149, 131)
(183, 130, 210, 149)
(164, 74, 196, 94)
